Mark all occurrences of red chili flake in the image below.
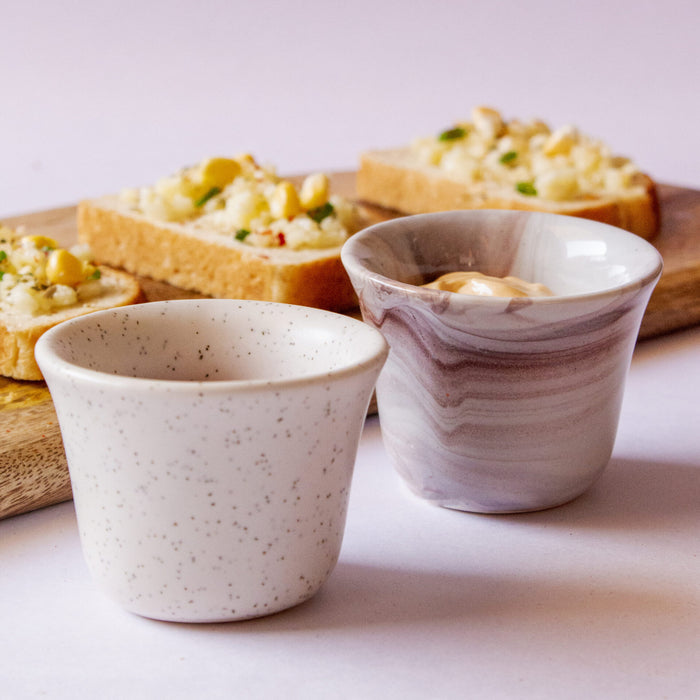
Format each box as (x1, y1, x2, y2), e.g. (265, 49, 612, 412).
(277, 232, 286, 246)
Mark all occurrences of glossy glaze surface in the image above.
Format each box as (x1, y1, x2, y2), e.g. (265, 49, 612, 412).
(342, 210, 662, 512)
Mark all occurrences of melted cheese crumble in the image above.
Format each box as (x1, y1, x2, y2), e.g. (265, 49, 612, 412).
(410, 106, 643, 201)
(120, 155, 362, 251)
(0, 226, 103, 315)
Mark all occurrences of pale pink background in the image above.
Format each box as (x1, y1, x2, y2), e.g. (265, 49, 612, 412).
(2, 3, 699, 699)
(2, 0, 699, 216)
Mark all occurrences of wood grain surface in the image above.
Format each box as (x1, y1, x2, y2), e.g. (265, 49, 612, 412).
(1, 173, 699, 520)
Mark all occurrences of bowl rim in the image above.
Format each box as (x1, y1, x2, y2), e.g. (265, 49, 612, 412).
(341, 210, 664, 305)
(34, 298, 389, 392)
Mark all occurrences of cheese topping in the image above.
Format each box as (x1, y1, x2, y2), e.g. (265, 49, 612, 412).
(0, 226, 103, 315)
(423, 271, 553, 298)
(120, 155, 362, 251)
(410, 106, 643, 201)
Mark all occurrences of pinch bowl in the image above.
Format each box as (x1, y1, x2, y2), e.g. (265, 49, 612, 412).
(341, 210, 663, 513)
(35, 299, 388, 622)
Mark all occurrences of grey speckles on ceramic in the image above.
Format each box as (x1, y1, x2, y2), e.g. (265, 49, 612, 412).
(341, 210, 662, 513)
(35, 299, 388, 622)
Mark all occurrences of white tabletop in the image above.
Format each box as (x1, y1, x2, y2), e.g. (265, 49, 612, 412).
(2, 1, 699, 697)
(2, 325, 699, 698)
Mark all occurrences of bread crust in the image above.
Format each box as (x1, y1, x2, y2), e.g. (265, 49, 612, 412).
(77, 197, 359, 312)
(0, 267, 142, 381)
(357, 149, 660, 240)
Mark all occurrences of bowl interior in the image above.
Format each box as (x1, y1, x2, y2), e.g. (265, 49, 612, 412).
(342, 210, 662, 298)
(37, 299, 386, 383)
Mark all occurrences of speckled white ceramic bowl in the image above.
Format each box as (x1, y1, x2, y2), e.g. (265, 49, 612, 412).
(35, 299, 388, 622)
(341, 210, 663, 513)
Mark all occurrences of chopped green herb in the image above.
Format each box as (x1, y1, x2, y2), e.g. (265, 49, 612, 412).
(308, 202, 335, 223)
(194, 186, 222, 207)
(235, 229, 251, 241)
(499, 150, 517, 165)
(88, 268, 101, 280)
(0, 250, 6, 262)
(438, 126, 466, 141)
(516, 181, 538, 196)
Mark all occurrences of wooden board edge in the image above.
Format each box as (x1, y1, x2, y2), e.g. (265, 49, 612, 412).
(639, 261, 700, 339)
(0, 422, 72, 520)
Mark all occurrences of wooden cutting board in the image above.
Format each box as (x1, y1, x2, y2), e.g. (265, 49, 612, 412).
(1, 173, 699, 520)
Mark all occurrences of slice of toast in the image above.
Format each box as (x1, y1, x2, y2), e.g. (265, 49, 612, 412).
(357, 107, 659, 240)
(1, 266, 142, 380)
(78, 196, 359, 311)
(77, 157, 366, 312)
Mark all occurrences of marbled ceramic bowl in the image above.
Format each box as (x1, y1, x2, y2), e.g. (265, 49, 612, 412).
(341, 210, 662, 513)
(35, 299, 388, 622)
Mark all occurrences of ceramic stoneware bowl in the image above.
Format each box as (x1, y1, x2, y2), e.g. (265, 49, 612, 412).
(341, 210, 662, 513)
(35, 299, 388, 622)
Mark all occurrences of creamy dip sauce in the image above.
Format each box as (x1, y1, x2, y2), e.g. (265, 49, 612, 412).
(423, 271, 553, 298)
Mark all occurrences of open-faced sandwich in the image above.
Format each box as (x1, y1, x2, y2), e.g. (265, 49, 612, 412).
(0, 226, 142, 380)
(77, 155, 368, 312)
(357, 106, 659, 239)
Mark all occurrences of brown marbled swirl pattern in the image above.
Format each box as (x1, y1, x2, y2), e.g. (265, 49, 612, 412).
(342, 210, 663, 513)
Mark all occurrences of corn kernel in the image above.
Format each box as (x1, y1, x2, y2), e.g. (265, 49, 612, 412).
(46, 248, 86, 286)
(235, 153, 258, 171)
(542, 126, 579, 157)
(22, 235, 58, 250)
(269, 181, 302, 219)
(199, 157, 241, 189)
(472, 106, 504, 141)
(299, 173, 329, 210)
(528, 119, 551, 136)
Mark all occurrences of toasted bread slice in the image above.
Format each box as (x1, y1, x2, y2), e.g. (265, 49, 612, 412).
(77, 156, 366, 312)
(357, 107, 659, 240)
(78, 196, 358, 311)
(1, 266, 142, 380)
